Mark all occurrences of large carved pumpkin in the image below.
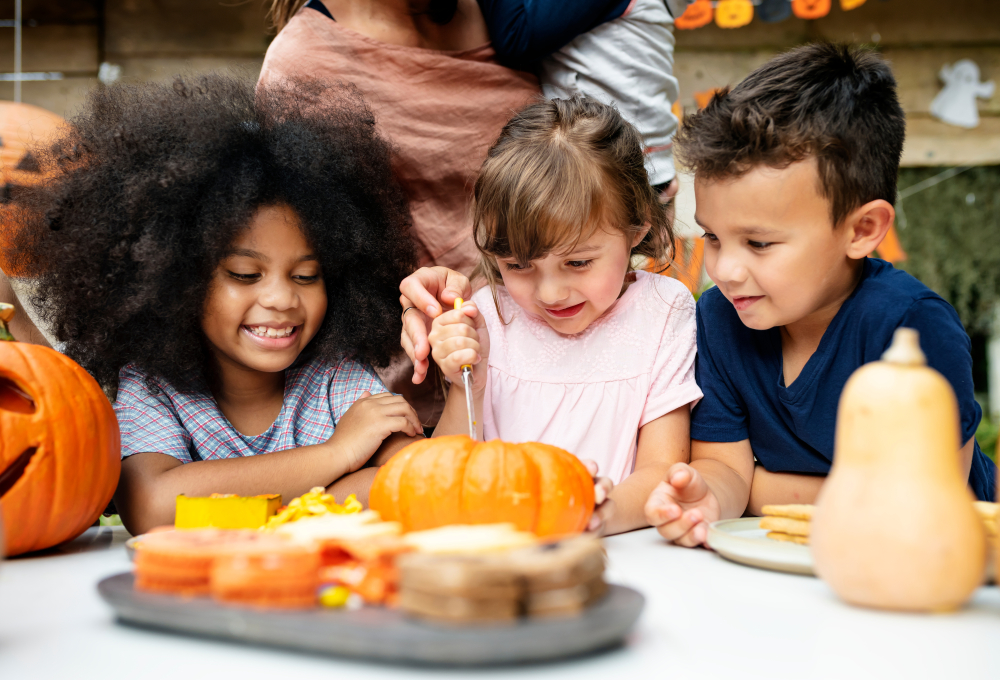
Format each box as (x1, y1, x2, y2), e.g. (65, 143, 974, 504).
(0, 102, 65, 278)
(675, 0, 713, 30)
(0, 304, 121, 555)
(369, 436, 594, 537)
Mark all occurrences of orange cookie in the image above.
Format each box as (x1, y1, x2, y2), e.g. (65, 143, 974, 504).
(211, 539, 321, 609)
(134, 528, 261, 596)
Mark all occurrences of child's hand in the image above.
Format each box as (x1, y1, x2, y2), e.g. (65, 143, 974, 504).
(644, 462, 720, 547)
(428, 301, 489, 392)
(327, 391, 422, 472)
(582, 460, 615, 536)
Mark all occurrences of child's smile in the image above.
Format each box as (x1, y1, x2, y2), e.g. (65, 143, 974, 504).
(202, 204, 327, 377)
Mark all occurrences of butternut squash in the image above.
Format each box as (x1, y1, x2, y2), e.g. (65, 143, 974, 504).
(811, 328, 986, 612)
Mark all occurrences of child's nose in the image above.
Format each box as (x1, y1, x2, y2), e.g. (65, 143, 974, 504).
(711, 250, 748, 285)
(258, 280, 297, 310)
(535, 277, 569, 306)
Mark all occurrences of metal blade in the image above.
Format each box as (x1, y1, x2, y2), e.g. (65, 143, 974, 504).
(461, 366, 476, 440)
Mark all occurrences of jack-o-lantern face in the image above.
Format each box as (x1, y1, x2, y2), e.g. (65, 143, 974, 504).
(675, 0, 713, 29)
(715, 0, 754, 28)
(0, 304, 120, 556)
(841, 0, 866, 9)
(792, 0, 832, 19)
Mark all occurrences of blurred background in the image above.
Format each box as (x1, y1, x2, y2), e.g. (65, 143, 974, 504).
(0, 0, 997, 455)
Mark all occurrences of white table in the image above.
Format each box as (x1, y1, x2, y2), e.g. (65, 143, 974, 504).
(2, 526, 998, 679)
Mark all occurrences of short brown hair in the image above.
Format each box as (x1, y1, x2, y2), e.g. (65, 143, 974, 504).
(675, 43, 905, 227)
(474, 97, 673, 291)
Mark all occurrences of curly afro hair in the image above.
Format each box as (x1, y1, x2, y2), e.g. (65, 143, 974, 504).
(9, 74, 416, 391)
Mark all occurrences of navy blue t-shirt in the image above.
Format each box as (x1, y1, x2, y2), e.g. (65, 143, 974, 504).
(690, 257, 996, 502)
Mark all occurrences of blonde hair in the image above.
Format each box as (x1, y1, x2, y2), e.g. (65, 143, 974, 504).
(267, 0, 309, 31)
(473, 97, 673, 298)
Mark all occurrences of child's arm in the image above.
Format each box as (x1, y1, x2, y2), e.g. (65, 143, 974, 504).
(426, 301, 489, 438)
(602, 405, 691, 535)
(644, 439, 755, 547)
(115, 391, 421, 535)
(746, 466, 824, 515)
(746, 436, 976, 514)
(327, 431, 423, 504)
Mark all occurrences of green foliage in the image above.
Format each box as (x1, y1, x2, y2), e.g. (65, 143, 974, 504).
(896, 166, 1000, 334)
(977, 420, 998, 464)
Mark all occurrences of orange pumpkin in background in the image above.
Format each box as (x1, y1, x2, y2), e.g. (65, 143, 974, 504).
(715, 0, 754, 28)
(0, 102, 65, 278)
(841, 0, 866, 9)
(675, 0, 713, 30)
(792, 0, 832, 19)
(0, 303, 121, 556)
(369, 436, 595, 537)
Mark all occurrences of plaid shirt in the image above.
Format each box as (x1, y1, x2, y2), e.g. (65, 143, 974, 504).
(114, 357, 386, 462)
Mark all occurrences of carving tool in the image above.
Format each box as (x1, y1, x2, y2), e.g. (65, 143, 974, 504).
(454, 298, 478, 440)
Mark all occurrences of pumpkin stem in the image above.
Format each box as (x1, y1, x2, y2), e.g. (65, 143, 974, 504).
(881, 327, 925, 367)
(0, 303, 15, 342)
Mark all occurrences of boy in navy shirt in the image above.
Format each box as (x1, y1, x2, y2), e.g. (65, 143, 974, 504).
(645, 43, 997, 547)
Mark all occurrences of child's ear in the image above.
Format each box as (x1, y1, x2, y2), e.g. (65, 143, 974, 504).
(631, 222, 652, 249)
(844, 199, 895, 260)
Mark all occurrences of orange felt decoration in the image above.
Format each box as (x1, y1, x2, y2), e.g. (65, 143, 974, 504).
(675, 0, 713, 30)
(0, 102, 65, 278)
(715, 0, 754, 28)
(0, 303, 121, 556)
(876, 224, 907, 264)
(369, 436, 595, 537)
(792, 0, 832, 19)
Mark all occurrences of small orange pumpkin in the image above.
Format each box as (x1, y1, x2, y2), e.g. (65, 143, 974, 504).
(0, 303, 121, 556)
(369, 436, 594, 537)
(715, 0, 754, 28)
(841, 0, 866, 9)
(675, 0, 713, 30)
(792, 0, 831, 19)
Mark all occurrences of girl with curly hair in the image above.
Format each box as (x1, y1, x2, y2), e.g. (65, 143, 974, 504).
(9, 75, 421, 534)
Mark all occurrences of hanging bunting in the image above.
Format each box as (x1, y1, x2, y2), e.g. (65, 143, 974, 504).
(715, 0, 754, 28)
(758, 0, 793, 22)
(675, 0, 883, 30)
(675, 0, 713, 30)
(792, 0, 832, 19)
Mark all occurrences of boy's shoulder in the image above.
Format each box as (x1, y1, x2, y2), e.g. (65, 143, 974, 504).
(845, 258, 956, 331)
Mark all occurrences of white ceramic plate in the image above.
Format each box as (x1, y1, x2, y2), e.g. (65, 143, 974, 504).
(707, 517, 814, 576)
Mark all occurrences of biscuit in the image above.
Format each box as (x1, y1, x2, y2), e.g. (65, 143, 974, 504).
(504, 535, 605, 592)
(760, 504, 815, 521)
(759, 516, 810, 537)
(525, 576, 608, 618)
(766, 531, 809, 545)
(397, 552, 521, 598)
(398, 588, 520, 623)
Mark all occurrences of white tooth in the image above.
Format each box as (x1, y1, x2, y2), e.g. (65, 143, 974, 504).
(267, 328, 278, 338)
(284, 327, 293, 335)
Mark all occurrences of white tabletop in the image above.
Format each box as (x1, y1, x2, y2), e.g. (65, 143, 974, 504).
(2, 525, 998, 679)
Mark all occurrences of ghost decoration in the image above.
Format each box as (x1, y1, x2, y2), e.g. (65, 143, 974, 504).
(930, 60, 995, 129)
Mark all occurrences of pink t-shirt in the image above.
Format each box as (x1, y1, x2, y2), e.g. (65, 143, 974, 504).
(474, 271, 702, 484)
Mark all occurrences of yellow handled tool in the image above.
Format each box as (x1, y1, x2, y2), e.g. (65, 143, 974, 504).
(454, 298, 478, 440)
